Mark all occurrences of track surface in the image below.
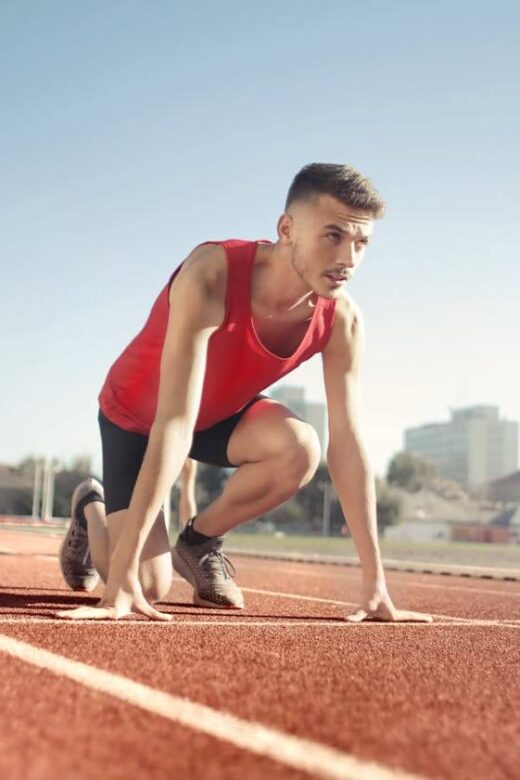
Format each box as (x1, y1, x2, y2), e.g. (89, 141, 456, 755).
(1, 529, 519, 780)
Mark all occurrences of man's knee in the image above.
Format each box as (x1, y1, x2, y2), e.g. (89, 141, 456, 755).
(274, 422, 322, 494)
(140, 561, 173, 603)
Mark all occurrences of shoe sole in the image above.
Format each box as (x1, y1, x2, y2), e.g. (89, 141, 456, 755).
(171, 547, 244, 610)
(59, 479, 103, 592)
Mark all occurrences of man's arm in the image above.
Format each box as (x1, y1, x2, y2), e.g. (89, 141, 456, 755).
(59, 243, 226, 621)
(118, 245, 223, 560)
(322, 294, 432, 622)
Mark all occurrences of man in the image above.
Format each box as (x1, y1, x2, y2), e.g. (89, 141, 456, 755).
(58, 162, 432, 623)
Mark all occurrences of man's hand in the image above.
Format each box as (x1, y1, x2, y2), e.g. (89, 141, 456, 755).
(347, 582, 433, 623)
(56, 570, 172, 622)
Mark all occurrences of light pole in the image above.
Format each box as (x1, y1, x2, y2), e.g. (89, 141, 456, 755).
(32, 458, 45, 519)
(41, 458, 59, 521)
(318, 480, 332, 537)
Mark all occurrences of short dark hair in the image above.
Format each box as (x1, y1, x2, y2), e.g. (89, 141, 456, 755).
(285, 163, 385, 218)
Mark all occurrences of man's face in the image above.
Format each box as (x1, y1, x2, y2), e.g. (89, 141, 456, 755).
(280, 194, 374, 299)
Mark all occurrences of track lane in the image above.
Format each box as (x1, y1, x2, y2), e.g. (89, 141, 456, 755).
(0, 650, 312, 780)
(1, 545, 520, 779)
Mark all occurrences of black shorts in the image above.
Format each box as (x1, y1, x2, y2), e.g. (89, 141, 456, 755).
(98, 395, 268, 515)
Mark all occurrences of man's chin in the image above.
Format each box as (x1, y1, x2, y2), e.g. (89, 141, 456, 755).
(319, 285, 343, 300)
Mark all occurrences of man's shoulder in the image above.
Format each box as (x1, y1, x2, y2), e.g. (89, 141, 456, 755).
(179, 241, 227, 279)
(321, 290, 365, 362)
(171, 241, 228, 301)
(331, 289, 364, 331)
(176, 237, 261, 299)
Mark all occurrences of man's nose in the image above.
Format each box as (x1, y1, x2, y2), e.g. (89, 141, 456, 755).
(337, 245, 356, 268)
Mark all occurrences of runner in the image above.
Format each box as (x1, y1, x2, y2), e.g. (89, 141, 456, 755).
(58, 162, 432, 623)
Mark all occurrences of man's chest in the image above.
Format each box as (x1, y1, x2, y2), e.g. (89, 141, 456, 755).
(251, 306, 314, 359)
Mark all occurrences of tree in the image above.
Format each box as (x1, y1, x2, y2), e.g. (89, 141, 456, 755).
(195, 463, 229, 509)
(386, 451, 437, 492)
(375, 477, 404, 532)
(53, 463, 98, 518)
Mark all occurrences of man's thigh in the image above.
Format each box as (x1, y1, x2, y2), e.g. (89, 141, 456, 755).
(226, 398, 314, 467)
(98, 409, 171, 571)
(189, 394, 270, 467)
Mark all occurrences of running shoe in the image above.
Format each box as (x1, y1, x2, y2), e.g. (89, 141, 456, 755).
(172, 530, 244, 609)
(59, 477, 104, 592)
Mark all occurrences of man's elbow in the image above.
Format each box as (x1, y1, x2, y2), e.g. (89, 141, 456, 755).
(150, 415, 194, 449)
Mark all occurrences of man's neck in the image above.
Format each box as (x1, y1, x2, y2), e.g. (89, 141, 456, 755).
(253, 241, 316, 315)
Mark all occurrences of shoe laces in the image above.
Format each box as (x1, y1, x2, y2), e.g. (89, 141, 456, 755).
(199, 548, 236, 581)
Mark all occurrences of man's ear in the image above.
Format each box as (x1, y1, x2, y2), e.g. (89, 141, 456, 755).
(277, 211, 293, 245)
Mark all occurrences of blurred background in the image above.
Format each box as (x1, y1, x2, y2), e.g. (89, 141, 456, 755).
(1, 0, 519, 568)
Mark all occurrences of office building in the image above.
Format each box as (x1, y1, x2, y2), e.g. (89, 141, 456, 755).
(404, 405, 518, 489)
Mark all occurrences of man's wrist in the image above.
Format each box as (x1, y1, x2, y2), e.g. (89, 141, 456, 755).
(361, 564, 386, 590)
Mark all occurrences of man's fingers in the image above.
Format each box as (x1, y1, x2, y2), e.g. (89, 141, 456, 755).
(346, 610, 368, 623)
(135, 603, 173, 622)
(346, 608, 433, 624)
(392, 610, 433, 623)
(55, 606, 118, 621)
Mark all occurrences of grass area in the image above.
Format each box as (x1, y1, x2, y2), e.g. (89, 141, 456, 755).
(2, 519, 519, 570)
(226, 531, 520, 570)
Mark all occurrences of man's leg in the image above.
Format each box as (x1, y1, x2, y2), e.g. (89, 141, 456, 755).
(60, 410, 173, 603)
(104, 508, 172, 602)
(195, 398, 322, 536)
(84, 497, 109, 582)
(172, 398, 321, 607)
(59, 478, 106, 592)
(61, 482, 172, 602)
(178, 458, 198, 528)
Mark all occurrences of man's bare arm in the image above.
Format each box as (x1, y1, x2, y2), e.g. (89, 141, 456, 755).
(121, 246, 224, 556)
(322, 295, 383, 581)
(58, 243, 226, 621)
(322, 294, 432, 622)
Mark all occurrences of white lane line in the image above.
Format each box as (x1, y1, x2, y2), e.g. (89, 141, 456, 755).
(239, 587, 479, 624)
(241, 586, 354, 607)
(0, 633, 425, 780)
(1, 616, 519, 629)
(240, 561, 520, 597)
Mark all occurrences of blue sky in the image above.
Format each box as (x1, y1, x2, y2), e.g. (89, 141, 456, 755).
(1, 0, 519, 477)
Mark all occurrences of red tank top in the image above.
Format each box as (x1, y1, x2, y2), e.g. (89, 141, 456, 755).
(98, 239, 337, 434)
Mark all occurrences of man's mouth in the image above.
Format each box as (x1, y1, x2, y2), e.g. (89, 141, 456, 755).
(325, 273, 349, 283)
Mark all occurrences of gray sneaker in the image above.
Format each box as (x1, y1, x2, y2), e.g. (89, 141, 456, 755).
(172, 532, 244, 609)
(59, 477, 104, 592)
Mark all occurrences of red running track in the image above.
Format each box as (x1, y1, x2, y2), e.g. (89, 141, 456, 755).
(1, 529, 519, 780)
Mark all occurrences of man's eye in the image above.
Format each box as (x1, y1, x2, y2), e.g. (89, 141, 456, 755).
(328, 233, 341, 241)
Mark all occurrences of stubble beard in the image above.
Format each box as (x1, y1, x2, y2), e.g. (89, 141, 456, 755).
(290, 243, 313, 292)
(291, 243, 333, 300)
